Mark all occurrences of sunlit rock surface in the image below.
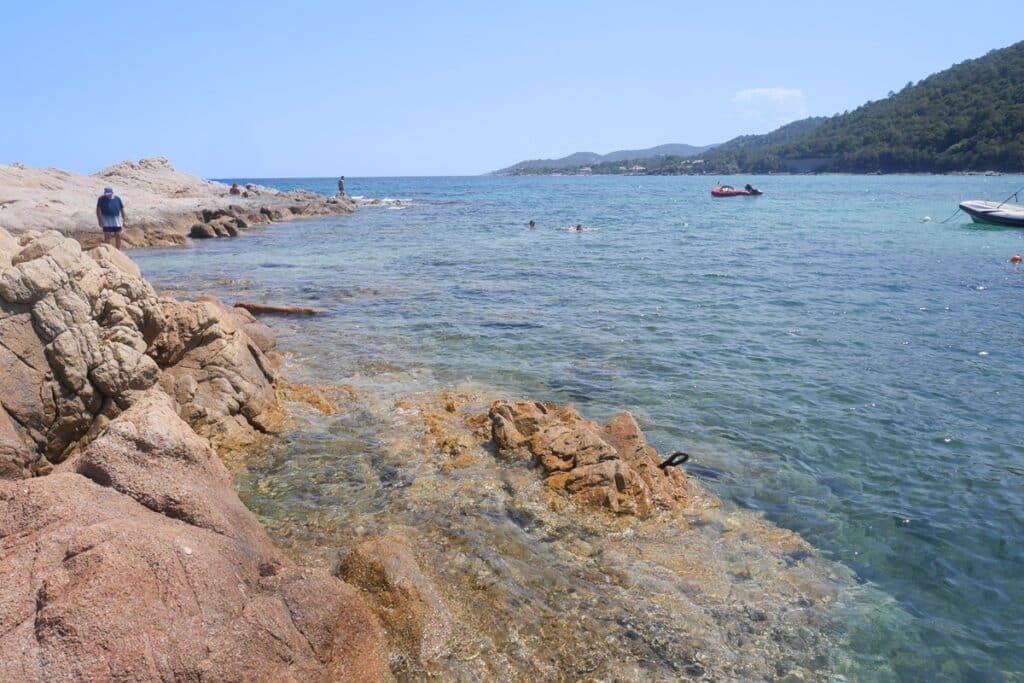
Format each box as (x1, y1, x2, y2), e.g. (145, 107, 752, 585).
(0, 229, 283, 476)
(490, 399, 708, 515)
(0, 230, 392, 680)
(243, 387, 863, 680)
(0, 157, 355, 247)
(0, 391, 391, 682)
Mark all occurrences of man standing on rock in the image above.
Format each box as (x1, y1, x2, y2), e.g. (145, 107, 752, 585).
(96, 186, 126, 250)
(337, 176, 345, 196)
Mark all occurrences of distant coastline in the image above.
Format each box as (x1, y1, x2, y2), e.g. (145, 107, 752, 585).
(492, 168, 1013, 177)
(494, 40, 1024, 178)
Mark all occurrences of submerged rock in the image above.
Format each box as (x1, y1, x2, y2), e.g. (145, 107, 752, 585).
(338, 536, 456, 666)
(235, 301, 321, 316)
(489, 400, 703, 516)
(305, 388, 854, 680)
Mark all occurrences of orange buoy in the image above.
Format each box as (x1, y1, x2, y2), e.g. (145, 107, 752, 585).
(1011, 254, 1022, 264)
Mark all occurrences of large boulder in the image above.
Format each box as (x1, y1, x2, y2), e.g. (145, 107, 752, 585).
(0, 228, 284, 477)
(0, 393, 390, 681)
(189, 223, 215, 239)
(0, 228, 397, 679)
(64, 390, 272, 547)
(152, 295, 285, 453)
(489, 400, 699, 516)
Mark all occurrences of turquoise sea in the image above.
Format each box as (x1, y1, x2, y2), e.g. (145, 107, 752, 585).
(134, 175, 1024, 679)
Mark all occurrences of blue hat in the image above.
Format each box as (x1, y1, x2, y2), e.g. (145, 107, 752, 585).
(103, 187, 113, 195)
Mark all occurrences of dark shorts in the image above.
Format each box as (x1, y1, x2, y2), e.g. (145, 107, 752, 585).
(102, 225, 123, 233)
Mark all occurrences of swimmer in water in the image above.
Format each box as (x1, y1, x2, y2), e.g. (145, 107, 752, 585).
(575, 224, 584, 232)
(528, 220, 536, 229)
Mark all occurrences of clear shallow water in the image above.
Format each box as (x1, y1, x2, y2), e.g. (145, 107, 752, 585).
(136, 175, 1024, 679)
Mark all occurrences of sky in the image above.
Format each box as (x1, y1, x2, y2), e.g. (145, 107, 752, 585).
(1, 1, 1021, 177)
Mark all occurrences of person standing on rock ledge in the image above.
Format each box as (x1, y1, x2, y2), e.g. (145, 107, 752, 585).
(96, 186, 126, 250)
(337, 176, 346, 196)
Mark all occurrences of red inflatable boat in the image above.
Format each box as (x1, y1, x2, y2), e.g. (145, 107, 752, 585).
(711, 184, 763, 197)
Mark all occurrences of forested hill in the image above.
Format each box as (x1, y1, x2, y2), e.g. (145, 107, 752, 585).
(495, 41, 1023, 176)
(697, 40, 1024, 173)
(493, 143, 716, 174)
(649, 118, 827, 174)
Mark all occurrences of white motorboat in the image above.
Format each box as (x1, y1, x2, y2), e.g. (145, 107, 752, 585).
(959, 199, 1024, 227)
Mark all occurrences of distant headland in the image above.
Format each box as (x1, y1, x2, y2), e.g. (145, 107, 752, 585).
(494, 40, 1024, 177)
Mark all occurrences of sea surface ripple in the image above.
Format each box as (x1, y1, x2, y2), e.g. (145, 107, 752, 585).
(135, 174, 1024, 679)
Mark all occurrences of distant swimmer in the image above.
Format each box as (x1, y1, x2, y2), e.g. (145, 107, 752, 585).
(528, 219, 536, 229)
(574, 224, 584, 232)
(1011, 254, 1022, 267)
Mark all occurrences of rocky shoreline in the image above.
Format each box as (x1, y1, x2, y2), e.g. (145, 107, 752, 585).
(0, 157, 354, 248)
(2, 215, 856, 677)
(0, 228, 398, 679)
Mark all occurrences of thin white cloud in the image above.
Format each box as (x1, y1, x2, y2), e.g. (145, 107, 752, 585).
(732, 87, 805, 104)
(731, 87, 808, 126)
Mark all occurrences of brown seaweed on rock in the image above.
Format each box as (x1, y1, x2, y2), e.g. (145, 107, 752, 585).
(323, 389, 860, 680)
(490, 399, 710, 516)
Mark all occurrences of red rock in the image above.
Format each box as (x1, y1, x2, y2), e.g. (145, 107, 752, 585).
(489, 400, 699, 516)
(0, 393, 391, 681)
(0, 230, 394, 680)
(64, 390, 273, 548)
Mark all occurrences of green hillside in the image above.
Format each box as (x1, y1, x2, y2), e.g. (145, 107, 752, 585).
(700, 41, 1024, 173)
(650, 118, 827, 174)
(492, 143, 717, 175)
